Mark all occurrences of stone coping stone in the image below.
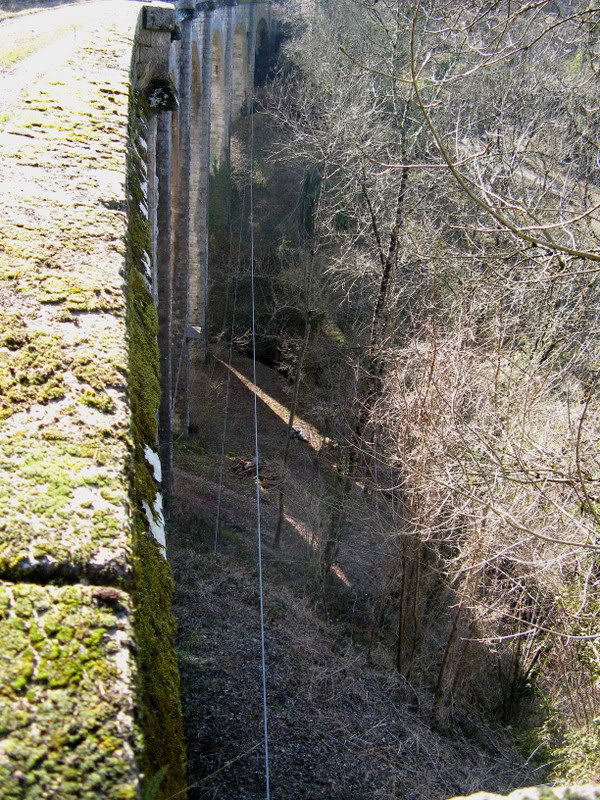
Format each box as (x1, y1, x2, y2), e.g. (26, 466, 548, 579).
(143, 4, 177, 30)
(0, 435, 131, 582)
(0, 5, 141, 584)
(0, 582, 139, 799)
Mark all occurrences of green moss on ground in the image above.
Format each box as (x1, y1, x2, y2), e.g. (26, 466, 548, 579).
(0, 583, 139, 799)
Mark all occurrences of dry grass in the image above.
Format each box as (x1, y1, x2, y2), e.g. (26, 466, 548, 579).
(170, 354, 542, 799)
(170, 489, 540, 800)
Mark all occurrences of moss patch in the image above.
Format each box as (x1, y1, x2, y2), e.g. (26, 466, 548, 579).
(132, 525, 186, 799)
(0, 13, 135, 582)
(125, 94, 187, 799)
(0, 311, 66, 420)
(0, 8, 186, 797)
(0, 437, 130, 581)
(0, 23, 77, 70)
(0, 582, 139, 799)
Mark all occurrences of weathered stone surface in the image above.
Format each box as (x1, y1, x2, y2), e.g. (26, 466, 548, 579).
(0, 0, 280, 797)
(142, 79, 178, 111)
(0, 436, 131, 582)
(447, 786, 600, 800)
(143, 4, 177, 32)
(0, 582, 139, 799)
(133, 7, 178, 110)
(0, 12, 136, 584)
(0, 6, 187, 797)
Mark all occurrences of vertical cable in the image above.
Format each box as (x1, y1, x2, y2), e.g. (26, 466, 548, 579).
(249, 93, 271, 800)
(214, 187, 246, 553)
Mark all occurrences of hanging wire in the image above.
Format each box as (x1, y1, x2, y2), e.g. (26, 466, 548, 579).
(213, 185, 247, 553)
(249, 91, 272, 800)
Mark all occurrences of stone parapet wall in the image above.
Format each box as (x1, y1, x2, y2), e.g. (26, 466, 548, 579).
(0, 4, 185, 797)
(0, 0, 275, 790)
(0, 584, 138, 798)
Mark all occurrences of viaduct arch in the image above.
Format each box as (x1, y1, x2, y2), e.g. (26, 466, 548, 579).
(141, 0, 277, 496)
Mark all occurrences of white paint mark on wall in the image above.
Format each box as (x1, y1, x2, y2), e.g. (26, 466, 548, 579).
(142, 446, 166, 555)
(142, 250, 152, 280)
(144, 444, 162, 483)
(142, 493, 166, 556)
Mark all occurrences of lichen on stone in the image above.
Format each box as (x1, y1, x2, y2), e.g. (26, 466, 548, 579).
(0, 437, 131, 581)
(0, 582, 139, 800)
(0, 9, 187, 797)
(0, 311, 67, 420)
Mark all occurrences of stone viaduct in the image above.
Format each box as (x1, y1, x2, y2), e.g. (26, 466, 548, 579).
(137, 0, 278, 502)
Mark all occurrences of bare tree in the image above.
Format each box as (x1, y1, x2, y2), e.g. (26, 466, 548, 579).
(262, 0, 600, 769)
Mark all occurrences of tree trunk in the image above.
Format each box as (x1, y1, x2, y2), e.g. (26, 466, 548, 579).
(353, 155, 410, 468)
(273, 165, 326, 547)
(432, 562, 481, 728)
(396, 532, 423, 679)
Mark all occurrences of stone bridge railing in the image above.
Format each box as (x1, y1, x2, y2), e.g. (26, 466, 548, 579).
(0, 3, 186, 797)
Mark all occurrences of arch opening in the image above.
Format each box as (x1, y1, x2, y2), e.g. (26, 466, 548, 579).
(254, 18, 270, 88)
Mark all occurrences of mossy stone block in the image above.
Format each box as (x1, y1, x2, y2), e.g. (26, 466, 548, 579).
(0, 437, 131, 583)
(0, 582, 139, 799)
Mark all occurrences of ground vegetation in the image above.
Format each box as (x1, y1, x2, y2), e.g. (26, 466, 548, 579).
(260, 0, 600, 771)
